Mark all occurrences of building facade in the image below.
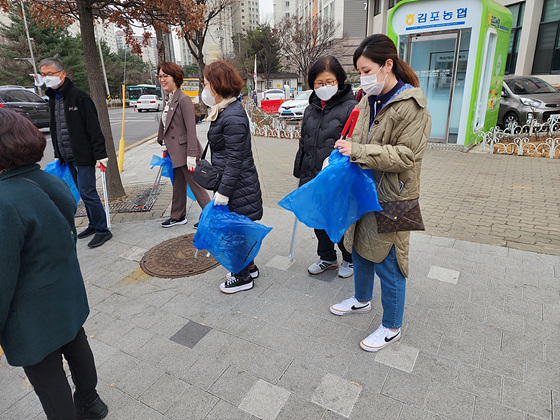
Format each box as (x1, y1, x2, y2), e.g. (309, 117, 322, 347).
(367, 0, 560, 86)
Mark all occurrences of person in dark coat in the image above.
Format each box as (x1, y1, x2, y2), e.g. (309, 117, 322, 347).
(157, 62, 211, 228)
(202, 60, 263, 294)
(0, 109, 108, 420)
(293, 56, 358, 279)
(40, 57, 112, 248)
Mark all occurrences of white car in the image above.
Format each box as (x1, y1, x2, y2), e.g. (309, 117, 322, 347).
(278, 90, 312, 119)
(262, 89, 286, 101)
(136, 95, 163, 112)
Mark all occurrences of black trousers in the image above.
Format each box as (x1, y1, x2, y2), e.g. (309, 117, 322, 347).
(314, 229, 352, 263)
(23, 328, 99, 420)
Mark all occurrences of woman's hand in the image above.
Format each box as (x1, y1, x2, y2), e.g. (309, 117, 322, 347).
(213, 192, 229, 206)
(334, 139, 352, 157)
(187, 156, 196, 172)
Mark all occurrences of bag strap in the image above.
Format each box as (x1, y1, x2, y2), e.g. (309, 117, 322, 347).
(15, 176, 77, 239)
(201, 142, 210, 160)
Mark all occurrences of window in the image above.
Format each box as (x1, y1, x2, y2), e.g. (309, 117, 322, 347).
(388, 0, 400, 8)
(285, 1, 289, 6)
(374, 0, 381, 15)
(505, 2, 525, 75)
(533, 0, 560, 74)
(21, 90, 44, 103)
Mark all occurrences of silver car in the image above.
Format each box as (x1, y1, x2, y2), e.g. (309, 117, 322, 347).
(498, 76, 560, 126)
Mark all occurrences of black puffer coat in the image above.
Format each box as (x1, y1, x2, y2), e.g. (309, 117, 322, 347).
(208, 101, 263, 221)
(293, 84, 357, 186)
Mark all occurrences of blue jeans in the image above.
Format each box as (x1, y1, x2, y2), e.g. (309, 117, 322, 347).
(67, 162, 109, 235)
(353, 246, 406, 329)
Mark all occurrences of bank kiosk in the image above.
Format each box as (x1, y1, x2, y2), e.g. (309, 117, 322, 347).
(387, 0, 512, 145)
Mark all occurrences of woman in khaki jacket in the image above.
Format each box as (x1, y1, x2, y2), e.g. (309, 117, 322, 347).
(330, 34, 432, 352)
(157, 62, 211, 227)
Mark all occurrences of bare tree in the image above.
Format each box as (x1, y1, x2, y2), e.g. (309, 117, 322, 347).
(276, 15, 346, 90)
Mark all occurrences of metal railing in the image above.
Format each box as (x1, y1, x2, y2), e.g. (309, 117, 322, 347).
(244, 100, 301, 140)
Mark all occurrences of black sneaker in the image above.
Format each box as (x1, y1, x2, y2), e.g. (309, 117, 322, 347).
(225, 263, 259, 281)
(77, 226, 96, 239)
(87, 232, 112, 248)
(194, 222, 199, 228)
(75, 396, 108, 420)
(161, 217, 187, 228)
(219, 274, 254, 294)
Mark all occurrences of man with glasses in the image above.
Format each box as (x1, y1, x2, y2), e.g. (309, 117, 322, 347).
(39, 57, 112, 248)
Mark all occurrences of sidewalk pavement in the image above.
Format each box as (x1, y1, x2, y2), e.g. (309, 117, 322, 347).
(2, 122, 560, 420)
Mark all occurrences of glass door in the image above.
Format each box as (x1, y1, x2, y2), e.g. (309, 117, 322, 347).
(407, 31, 462, 142)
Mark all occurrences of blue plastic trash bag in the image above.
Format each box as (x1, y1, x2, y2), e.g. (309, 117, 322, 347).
(278, 149, 382, 243)
(193, 202, 272, 274)
(44, 160, 81, 204)
(150, 154, 196, 201)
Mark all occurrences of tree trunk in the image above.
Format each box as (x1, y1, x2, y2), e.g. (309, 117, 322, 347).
(156, 29, 166, 65)
(76, 0, 125, 199)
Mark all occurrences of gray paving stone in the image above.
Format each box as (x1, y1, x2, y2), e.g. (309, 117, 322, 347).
(381, 368, 430, 408)
(119, 246, 148, 262)
(343, 352, 391, 392)
(114, 326, 155, 354)
(309, 317, 355, 345)
(179, 355, 229, 391)
(265, 255, 295, 271)
(249, 323, 291, 350)
(480, 347, 524, 381)
(412, 352, 457, 386)
(114, 361, 164, 399)
(504, 296, 543, 321)
(218, 310, 267, 339)
(350, 388, 401, 420)
(1, 390, 43, 420)
(165, 384, 219, 420)
(138, 373, 188, 414)
(278, 331, 322, 363)
(311, 373, 362, 417)
(204, 400, 252, 420)
(374, 342, 419, 373)
(276, 360, 325, 400)
(138, 407, 169, 419)
(485, 307, 525, 333)
(100, 385, 151, 420)
(208, 366, 259, 406)
(472, 397, 524, 420)
(87, 337, 120, 369)
(170, 320, 212, 349)
(275, 395, 326, 420)
(424, 309, 465, 335)
(460, 319, 502, 351)
(135, 336, 198, 376)
(239, 379, 291, 420)
(438, 334, 483, 367)
(191, 329, 235, 359)
(428, 266, 460, 284)
(453, 363, 502, 402)
(247, 347, 293, 383)
(502, 378, 552, 419)
(96, 350, 140, 383)
(424, 383, 476, 420)
(310, 342, 355, 377)
(219, 337, 264, 372)
(501, 330, 544, 360)
(398, 404, 446, 420)
(525, 358, 560, 392)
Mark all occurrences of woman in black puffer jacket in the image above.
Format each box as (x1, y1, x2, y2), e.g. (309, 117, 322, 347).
(293, 56, 358, 279)
(202, 60, 263, 294)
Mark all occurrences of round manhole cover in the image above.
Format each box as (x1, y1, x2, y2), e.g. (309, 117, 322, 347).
(140, 233, 220, 278)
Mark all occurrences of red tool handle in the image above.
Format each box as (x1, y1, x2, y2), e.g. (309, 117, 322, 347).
(341, 108, 360, 139)
(98, 163, 106, 172)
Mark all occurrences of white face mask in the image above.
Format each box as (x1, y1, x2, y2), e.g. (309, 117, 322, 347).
(314, 84, 338, 101)
(201, 88, 217, 107)
(360, 65, 386, 96)
(44, 75, 62, 89)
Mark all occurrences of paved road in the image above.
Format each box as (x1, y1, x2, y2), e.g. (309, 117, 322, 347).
(39, 107, 159, 168)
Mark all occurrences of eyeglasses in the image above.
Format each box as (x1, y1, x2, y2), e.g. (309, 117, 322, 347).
(40, 71, 61, 77)
(158, 74, 170, 80)
(314, 80, 337, 88)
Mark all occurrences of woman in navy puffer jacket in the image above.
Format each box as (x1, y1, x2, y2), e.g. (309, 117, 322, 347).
(202, 60, 263, 294)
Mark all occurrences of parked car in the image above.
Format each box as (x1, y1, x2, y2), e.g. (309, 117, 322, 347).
(262, 88, 286, 101)
(0, 86, 49, 129)
(278, 90, 312, 119)
(136, 94, 163, 112)
(498, 75, 560, 126)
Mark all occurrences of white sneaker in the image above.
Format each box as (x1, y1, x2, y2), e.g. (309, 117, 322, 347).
(308, 259, 338, 275)
(360, 324, 401, 352)
(338, 260, 353, 278)
(330, 297, 371, 316)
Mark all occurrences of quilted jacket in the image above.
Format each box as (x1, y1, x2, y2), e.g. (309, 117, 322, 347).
(343, 87, 431, 278)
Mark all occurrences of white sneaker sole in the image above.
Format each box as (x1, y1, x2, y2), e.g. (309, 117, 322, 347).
(360, 332, 401, 352)
(329, 304, 371, 316)
(219, 280, 254, 294)
(225, 271, 259, 281)
(162, 219, 187, 228)
(308, 264, 338, 275)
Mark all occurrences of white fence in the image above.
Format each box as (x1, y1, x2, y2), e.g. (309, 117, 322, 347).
(475, 118, 560, 159)
(244, 100, 301, 140)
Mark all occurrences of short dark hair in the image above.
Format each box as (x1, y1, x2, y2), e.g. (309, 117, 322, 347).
(203, 61, 244, 98)
(0, 109, 46, 171)
(308, 56, 347, 90)
(157, 62, 184, 90)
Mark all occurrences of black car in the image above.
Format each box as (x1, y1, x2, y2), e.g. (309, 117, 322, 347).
(0, 86, 50, 129)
